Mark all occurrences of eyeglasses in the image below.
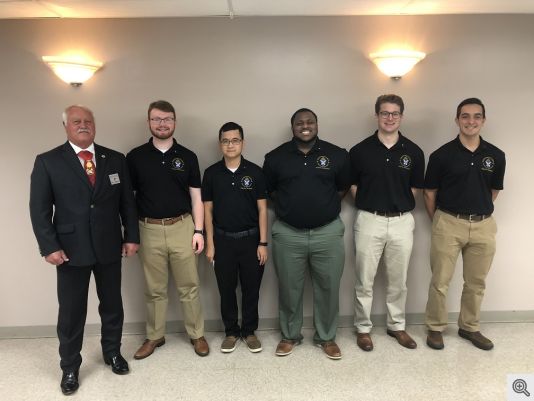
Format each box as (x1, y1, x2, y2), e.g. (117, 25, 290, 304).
(220, 138, 243, 146)
(150, 117, 175, 124)
(378, 111, 402, 119)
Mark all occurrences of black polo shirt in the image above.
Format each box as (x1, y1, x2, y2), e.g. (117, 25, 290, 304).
(202, 157, 267, 232)
(263, 138, 351, 229)
(126, 138, 201, 218)
(424, 136, 505, 215)
(349, 131, 425, 213)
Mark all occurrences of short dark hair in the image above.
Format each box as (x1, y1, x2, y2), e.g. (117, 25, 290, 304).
(290, 108, 318, 125)
(219, 121, 243, 140)
(375, 94, 404, 115)
(148, 100, 176, 119)
(456, 98, 486, 119)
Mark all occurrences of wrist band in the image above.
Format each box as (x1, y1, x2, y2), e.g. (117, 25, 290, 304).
(258, 242, 268, 246)
(194, 229, 204, 235)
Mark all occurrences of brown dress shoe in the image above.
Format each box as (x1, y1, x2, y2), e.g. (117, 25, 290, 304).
(356, 333, 373, 351)
(426, 330, 444, 350)
(317, 341, 342, 360)
(275, 339, 301, 356)
(190, 336, 210, 356)
(386, 330, 417, 349)
(134, 337, 165, 360)
(458, 329, 494, 350)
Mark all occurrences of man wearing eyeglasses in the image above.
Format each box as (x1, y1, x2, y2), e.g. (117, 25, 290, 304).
(349, 94, 424, 352)
(263, 108, 351, 360)
(126, 100, 209, 359)
(424, 98, 505, 351)
(202, 122, 268, 353)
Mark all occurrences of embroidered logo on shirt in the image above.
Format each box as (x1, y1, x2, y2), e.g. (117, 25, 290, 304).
(316, 156, 330, 169)
(171, 158, 185, 171)
(240, 175, 254, 190)
(398, 155, 412, 170)
(481, 156, 495, 172)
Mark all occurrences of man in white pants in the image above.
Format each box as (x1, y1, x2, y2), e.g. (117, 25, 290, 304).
(349, 94, 424, 351)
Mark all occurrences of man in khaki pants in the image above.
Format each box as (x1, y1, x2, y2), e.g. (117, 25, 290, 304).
(127, 100, 209, 359)
(424, 98, 506, 351)
(350, 94, 424, 351)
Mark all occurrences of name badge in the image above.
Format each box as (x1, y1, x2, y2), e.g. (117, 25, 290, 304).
(109, 173, 120, 185)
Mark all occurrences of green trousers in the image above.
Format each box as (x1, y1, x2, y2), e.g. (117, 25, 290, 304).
(272, 217, 345, 343)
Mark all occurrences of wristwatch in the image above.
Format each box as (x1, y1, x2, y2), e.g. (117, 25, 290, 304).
(194, 229, 204, 235)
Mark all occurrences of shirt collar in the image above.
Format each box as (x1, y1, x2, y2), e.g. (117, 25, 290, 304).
(290, 137, 322, 154)
(148, 137, 178, 153)
(454, 135, 488, 153)
(70, 141, 95, 156)
(372, 130, 405, 149)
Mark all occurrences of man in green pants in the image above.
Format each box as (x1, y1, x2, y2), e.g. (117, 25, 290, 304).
(263, 108, 350, 360)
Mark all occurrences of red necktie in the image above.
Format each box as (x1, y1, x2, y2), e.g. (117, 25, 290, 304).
(78, 150, 96, 186)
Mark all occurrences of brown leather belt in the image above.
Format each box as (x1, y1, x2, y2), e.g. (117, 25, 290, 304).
(439, 208, 491, 222)
(140, 213, 189, 226)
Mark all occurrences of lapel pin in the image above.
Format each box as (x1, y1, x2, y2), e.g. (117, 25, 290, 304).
(101, 154, 106, 158)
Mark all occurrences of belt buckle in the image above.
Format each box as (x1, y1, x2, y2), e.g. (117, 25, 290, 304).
(468, 214, 476, 222)
(162, 217, 173, 226)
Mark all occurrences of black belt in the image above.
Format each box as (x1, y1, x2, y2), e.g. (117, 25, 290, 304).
(215, 227, 258, 239)
(365, 210, 407, 218)
(439, 208, 491, 222)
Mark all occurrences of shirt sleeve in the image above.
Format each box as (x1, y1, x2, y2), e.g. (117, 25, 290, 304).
(201, 167, 213, 202)
(262, 154, 277, 194)
(424, 151, 441, 189)
(349, 146, 361, 186)
(189, 153, 202, 188)
(492, 151, 506, 190)
(255, 168, 268, 200)
(335, 149, 351, 191)
(410, 147, 425, 189)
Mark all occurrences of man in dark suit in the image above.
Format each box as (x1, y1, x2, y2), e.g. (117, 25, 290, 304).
(29, 105, 140, 395)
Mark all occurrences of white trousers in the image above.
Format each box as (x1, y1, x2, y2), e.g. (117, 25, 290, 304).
(353, 210, 415, 333)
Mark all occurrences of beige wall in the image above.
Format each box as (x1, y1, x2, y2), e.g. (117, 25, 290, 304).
(0, 15, 532, 328)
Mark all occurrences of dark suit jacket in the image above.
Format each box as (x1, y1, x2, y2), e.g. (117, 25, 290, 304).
(30, 141, 140, 266)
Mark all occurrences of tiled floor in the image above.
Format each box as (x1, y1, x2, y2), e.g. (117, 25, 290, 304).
(0, 323, 532, 401)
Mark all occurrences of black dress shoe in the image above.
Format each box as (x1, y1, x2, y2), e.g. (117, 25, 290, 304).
(104, 353, 130, 375)
(60, 370, 79, 395)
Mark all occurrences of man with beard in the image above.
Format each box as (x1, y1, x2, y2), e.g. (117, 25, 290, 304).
(263, 108, 351, 359)
(30, 105, 139, 395)
(127, 100, 209, 359)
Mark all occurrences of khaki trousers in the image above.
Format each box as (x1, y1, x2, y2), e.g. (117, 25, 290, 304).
(425, 209, 497, 332)
(353, 210, 415, 333)
(138, 215, 204, 340)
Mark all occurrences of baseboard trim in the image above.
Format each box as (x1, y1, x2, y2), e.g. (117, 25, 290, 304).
(1, 310, 533, 339)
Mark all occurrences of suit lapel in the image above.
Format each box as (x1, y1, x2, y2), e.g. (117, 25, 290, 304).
(93, 144, 108, 196)
(61, 142, 93, 190)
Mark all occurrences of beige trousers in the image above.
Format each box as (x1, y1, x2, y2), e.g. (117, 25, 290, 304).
(353, 210, 415, 333)
(425, 209, 497, 332)
(138, 215, 204, 340)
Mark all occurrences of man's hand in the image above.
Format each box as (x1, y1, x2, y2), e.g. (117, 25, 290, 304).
(122, 242, 139, 257)
(192, 233, 204, 255)
(45, 250, 69, 266)
(257, 246, 268, 266)
(205, 243, 215, 265)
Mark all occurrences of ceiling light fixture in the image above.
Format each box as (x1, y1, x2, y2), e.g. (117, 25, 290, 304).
(369, 50, 426, 80)
(42, 56, 103, 87)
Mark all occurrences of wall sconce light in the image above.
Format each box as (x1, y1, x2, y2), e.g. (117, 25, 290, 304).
(42, 56, 103, 87)
(369, 50, 426, 80)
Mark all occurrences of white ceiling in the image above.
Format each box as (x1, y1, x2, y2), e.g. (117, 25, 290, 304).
(1, 0, 534, 19)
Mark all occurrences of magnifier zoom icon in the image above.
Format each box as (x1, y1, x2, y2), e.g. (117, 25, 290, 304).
(513, 379, 531, 397)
